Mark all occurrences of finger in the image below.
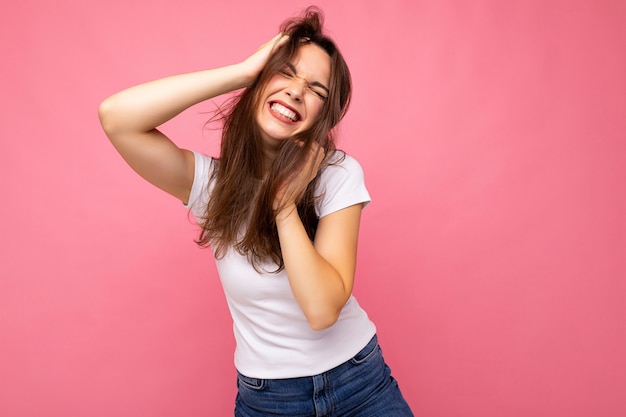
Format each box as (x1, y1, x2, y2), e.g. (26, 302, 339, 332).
(311, 143, 324, 162)
(267, 33, 289, 52)
(275, 33, 289, 47)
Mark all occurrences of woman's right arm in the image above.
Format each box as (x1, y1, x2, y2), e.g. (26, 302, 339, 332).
(98, 34, 286, 204)
(98, 65, 252, 204)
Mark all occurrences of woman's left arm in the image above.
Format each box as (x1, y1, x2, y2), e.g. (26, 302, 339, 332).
(276, 202, 363, 330)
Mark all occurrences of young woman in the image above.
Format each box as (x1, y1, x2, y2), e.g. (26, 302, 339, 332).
(99, 7, 414, 417)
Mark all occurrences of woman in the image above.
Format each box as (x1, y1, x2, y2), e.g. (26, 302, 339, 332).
(99, 7, 414, 417)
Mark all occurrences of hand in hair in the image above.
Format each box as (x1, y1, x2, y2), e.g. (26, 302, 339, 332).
(239, 33, 289, 86)
(273, 141, 325, 219)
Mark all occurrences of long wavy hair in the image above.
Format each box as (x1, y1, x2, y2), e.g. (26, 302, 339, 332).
(197, 6, 352, 272)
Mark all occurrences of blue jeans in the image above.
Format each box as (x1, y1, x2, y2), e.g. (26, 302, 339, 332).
(234, 335, 414, 416)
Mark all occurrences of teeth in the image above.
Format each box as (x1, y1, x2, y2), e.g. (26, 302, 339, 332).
(271, 102, 298, 121)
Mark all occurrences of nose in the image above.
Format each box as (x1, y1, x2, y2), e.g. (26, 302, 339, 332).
(285, 78, 305, 102)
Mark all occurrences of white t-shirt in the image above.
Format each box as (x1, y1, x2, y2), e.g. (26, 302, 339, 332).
(185, 151, 376, 378)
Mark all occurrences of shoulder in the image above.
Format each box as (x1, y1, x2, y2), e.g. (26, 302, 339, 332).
(193, 151, 216, 174)
(316, 151, 371, 218)
(184, 151, 217, 219)
(319, 151, 366, 183)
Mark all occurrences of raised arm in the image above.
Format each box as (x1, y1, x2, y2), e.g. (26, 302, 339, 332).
(274, 147, 365, 330)
(98, 34, 287, 203)
(277, 202, 363, 330)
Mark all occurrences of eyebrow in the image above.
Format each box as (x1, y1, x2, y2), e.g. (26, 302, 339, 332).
(286, 62, 330, 94)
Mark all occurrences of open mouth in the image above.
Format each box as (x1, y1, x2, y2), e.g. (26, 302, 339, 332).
(269, 101, 301, 122)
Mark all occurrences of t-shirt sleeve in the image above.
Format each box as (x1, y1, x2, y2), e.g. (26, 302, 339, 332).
(316, 153, 371, 218)
(183, 151, 213, 222)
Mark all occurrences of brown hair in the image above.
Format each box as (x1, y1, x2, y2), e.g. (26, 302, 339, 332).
(197, 6, 352, 272)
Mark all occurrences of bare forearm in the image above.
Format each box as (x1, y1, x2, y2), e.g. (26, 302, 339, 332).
(99, 64, 253, 134)
(276, 206, 349, 330)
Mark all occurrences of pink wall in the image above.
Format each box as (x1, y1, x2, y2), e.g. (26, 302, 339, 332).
(1, 1, 625, 416)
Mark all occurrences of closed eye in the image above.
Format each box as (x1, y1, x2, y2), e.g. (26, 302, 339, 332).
(281, 63, 329, 100)
(280, 68, 295, 78)
(309, 86, 327, 100)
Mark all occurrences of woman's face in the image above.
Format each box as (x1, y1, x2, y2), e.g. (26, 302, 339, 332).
(256, 43, 331, 151)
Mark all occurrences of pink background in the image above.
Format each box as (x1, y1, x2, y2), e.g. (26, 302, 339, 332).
(1, 0, 625, 416)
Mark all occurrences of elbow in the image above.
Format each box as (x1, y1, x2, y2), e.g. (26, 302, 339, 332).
(98, 97, 116, 135)
(306, 309, 341, 331)
(98, 96, 125, 137)
(301, 290, 351, 331)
